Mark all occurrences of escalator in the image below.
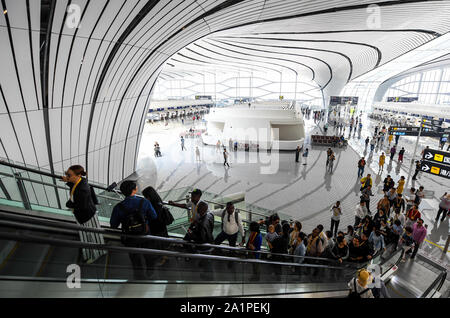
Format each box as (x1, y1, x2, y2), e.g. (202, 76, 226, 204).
(0, 159, 447, 298)
(382, 250, 448, 298)
(0, 208, 446, 298)
(0, 209, 365, 298)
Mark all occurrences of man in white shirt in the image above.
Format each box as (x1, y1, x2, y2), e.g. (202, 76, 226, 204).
(212, 202, 245, 247)
(354, 201, 368, 227)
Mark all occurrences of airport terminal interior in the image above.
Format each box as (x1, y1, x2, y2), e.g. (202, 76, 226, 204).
(0, 0, 449, 299)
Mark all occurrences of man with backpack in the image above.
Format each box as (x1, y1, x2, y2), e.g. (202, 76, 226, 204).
(184, 201, 214, 245)
(212, 202, 246, 247)
(184, 201, 215, 279)
(110, 180, 158, 280)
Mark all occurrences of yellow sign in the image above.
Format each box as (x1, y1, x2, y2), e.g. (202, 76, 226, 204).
(434, 154, 444, 162)
(431, 166, 440, 175)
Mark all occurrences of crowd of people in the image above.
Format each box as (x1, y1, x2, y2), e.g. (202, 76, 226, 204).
(61, 106, 449, 295)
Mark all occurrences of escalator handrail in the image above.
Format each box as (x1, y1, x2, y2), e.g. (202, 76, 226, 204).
(0, 172, 123, 202)
(420, 271, 447, 298)
(0, 230, 348, 271)
(0, 211, 357, 266)
(0, 160, 108, 191)
(0, 160, 286, 221)
(0, 160, 274, 224)
(201, 199, 273, 220)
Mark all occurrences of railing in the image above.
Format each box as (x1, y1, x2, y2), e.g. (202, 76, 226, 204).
(0, 210, 361, 267)
(0, 222, 361, 297)
(0, 159, 385, 261)
(0, 159, 300, 254)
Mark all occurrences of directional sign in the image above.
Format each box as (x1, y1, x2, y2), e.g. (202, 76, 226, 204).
(421, 125, 441, 132)
(421, 160, 450, 179)
(422, 149, 450, 166)
(389, 126, 447, 137)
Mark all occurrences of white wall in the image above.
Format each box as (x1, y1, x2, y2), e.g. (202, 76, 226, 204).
(203, 107, 305, 150)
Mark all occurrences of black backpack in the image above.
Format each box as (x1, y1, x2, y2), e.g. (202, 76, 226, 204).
(158, 204, 174, 225)
(119, 199, 148, 235)
(348, 279, 370, 298)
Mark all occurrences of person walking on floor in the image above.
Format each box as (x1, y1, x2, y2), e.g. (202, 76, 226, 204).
(411, 218, 427, 259)
(302, 147, 309, 165)
(360, 174, 372, 191)
(330, 201, 342, 237)
(397, 176, 405, 195)
(398, 147, 405, 162)
(388, 134, 393, 146)
(62, 165, 107, 264)
(180, 136, 186, 151)
(328, 152, 336, 173)
(399, 226, 414, 262)
(436, 193, 450, 222)
(412, 160, 421, 180)
(370, 137, 376, 152)
(326, 148, 333, 167)
(405, 205, 421, 228)
(295, 145, 301, 163)
(361, 185, 374, 215)
(390, 145, 396, 161)
(357, 157, 366, 178)
(195, 146, 201, 161)
(378, 152, 386, 173)
(223, 148, 230, 167)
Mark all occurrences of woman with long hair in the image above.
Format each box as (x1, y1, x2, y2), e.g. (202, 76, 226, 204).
(142, 186, 170, 266)
(62, 165, 106, 264)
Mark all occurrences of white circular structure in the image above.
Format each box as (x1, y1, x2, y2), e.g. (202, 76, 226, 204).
(202, 102, 305, 150)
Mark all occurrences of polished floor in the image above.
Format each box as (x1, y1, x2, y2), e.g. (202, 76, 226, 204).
(133, 112, 449, 269)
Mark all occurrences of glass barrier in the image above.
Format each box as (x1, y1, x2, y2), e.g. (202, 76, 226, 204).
(0, 232, 356, 298)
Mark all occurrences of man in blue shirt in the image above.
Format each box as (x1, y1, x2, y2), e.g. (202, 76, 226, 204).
(110, 180, 158, 280)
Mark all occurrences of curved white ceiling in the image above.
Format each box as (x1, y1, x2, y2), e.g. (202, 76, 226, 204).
(1, 0, 450, 187)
